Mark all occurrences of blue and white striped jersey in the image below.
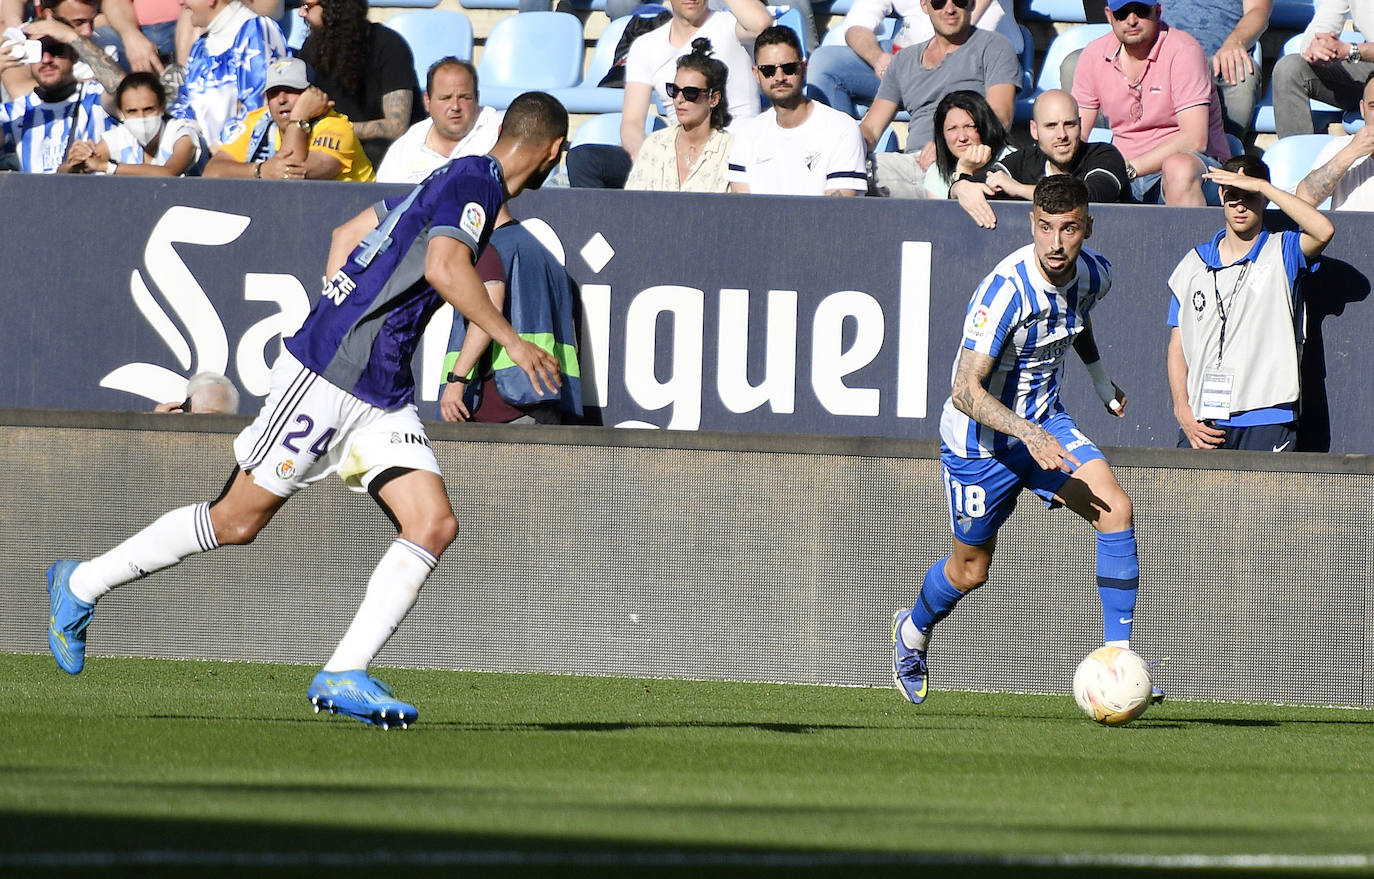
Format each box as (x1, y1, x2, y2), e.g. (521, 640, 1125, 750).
(285, 155, 506, 410)
(939, 243, 1113, 459)
(0, 82, 114, 173)
(170, 4, 287, 150)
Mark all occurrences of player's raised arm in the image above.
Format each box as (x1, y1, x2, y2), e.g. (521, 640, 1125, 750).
(950, 347, 1079, 472)
(424, 236, 561, 397)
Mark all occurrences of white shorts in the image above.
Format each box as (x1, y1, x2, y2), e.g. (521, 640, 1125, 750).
(233, 351, 441, 498)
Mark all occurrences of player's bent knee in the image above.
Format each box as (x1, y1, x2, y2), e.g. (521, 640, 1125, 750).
(402, 512, 458, 555)
(211, 516, 267, 546)
(948, 558, 990, 592)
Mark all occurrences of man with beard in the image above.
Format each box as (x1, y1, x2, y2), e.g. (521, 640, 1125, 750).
(949, 89, 1131, 228)
(0, 33, 113, 172)
(727, 25, 866, 196)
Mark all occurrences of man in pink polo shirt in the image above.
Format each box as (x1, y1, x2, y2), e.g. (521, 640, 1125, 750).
(1072, 0, 1231, 205)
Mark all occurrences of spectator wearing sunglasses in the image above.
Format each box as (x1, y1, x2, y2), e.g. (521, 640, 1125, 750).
(1, 0, 129, 99)
(0, 33, 115, 172)
(805, 0, 1021, 120)
(1071, 0, 1230, 205)
(626, 38, 733, 192)
(727, 26, 865, 196)
(859, 0, 1019, 199)
(567, 0, 771, 189)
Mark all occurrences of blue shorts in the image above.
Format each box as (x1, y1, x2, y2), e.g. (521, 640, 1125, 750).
(940, 411, 1106, 546)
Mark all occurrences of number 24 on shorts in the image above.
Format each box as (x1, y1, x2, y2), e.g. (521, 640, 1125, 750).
(280, 414, 336, 457)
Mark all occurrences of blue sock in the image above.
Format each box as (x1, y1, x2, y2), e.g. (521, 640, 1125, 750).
(909, 556, 966, 637)
(1097, 527, 1139, 643)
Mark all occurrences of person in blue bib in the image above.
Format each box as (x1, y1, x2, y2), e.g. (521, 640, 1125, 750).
(44, 91, 568, 731)
(892, 174, 1150, 707)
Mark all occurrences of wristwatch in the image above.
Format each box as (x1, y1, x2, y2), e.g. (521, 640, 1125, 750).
(1349, 42, 1363, 62)
(291, 119, 313, 134)
(1124, 162, 1137, 181)
(446, 372, 468, 385)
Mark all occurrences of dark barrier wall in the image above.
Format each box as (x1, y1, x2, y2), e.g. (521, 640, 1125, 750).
(1, 410, 1369, 706)
(2, 176, 1372, 450)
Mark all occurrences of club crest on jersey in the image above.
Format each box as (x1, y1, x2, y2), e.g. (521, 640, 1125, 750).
(459, 202, 486, 240)
(1192, 290, 1205, 313)
(967, 305, 992, 338)
(276, 459, 296, 480)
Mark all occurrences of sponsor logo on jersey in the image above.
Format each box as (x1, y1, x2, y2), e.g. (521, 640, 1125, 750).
(459, 202, 486, 241)
(312, 136, 342, 152)
(390, 432, 432, 447)
(276, 459, 296, 479)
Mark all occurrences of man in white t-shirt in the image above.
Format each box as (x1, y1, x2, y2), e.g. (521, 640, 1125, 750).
(1295, 71, 1374, 211)
(376, 57, 501, 185)
(566, 0, 771, 188)
(729, 25, 866, 195)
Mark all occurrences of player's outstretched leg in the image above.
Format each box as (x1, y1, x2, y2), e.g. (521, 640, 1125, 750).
(46, 502, 222, 674)
(47, 560, 94, 674)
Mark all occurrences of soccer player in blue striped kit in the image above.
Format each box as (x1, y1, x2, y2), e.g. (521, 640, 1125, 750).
(44, 91, 569, 730)
(892, 174, 1158, 705)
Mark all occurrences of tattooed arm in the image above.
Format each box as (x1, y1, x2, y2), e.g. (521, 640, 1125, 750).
(951, 347, 1081, 472)
(1297, 124, 1374, 207)
(351, 89, 413, 143)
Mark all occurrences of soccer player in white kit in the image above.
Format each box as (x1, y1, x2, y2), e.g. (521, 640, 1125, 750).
(892, 174, 1151, 706)
(45, 92, 569, 729)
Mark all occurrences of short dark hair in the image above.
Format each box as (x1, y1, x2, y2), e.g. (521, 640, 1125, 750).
(115, 71, 166, 110)
(677, 38, 732, 131)
(427, 56, 478, 96)
(754, 24, 802, 57)
(1034, 174, 1090, 215)
(500, 91, 569, 145)
(933, 90, 1008, 182)
(1221, 153, 1270, 181)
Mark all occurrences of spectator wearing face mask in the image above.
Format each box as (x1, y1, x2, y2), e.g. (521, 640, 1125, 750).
(61, 70, 206, 174)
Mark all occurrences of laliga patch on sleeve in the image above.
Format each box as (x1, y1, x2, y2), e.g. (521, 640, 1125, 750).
(459, 202, 486, 241)
(965, 304, 993, 340)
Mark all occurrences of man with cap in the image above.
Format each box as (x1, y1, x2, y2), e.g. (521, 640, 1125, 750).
(205, 56, 374, 181)
(1070, 0, 1231, 205)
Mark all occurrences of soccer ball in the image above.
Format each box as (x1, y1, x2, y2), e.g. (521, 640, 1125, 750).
(1072, 645, 1152, 726)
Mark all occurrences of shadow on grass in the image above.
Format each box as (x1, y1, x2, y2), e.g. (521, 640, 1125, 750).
(136, 715, 881, 734)
(0, 812, 1350, 879)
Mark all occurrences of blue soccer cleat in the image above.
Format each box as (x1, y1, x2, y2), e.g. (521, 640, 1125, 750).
(47, 560, 94, 675)
(1147, 656, 1169, 704)
(891, 609, 930, 704)
(308, 670, 417, 730)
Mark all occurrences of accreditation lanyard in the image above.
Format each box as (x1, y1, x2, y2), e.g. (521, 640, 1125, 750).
(1197, 259, 1252, 420)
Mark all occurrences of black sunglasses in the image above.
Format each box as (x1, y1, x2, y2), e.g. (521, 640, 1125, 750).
(929, 0, 971, 9)
(665, 83, 710, 102)
(1111, 2, 1154, 19)
(39, 37, 74, 58)
(757, 61, 802, 78)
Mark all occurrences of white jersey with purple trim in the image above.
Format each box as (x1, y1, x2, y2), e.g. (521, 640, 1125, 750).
(939, 242, 1113, 459)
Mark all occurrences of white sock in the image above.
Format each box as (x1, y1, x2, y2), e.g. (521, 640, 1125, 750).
(900, 616, 929, 652)
(69, 503, 218, 603)
(324, 539, 437, 672)
(1105, 639, 1129, 648)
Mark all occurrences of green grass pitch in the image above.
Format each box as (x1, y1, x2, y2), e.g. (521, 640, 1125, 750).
(1, 653, 1370, 877)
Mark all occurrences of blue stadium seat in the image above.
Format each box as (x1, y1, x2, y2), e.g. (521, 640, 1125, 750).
(384, 9, 475, 93)
(1343, 109, 1365, 132)
(478, 11, 586, 110)
(875, 124, 900, 152)
(1253, 32, 1359, 133)
(1014, 23, 1109, 122)
(376, 0, 440, 6)
(1017, 0, 1089, 24)
(548, 14, 632, 114)
(1086, 126, 1113, 143)
(771, 6, 810, 58)
(1262, 133, 1337, 207)
(459, 0, 614, 8)
(1269, 0, 1317, 29)
(569, 111, 665, 148)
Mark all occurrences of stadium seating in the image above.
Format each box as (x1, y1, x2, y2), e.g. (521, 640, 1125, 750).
(1016, 0, 1091, 24)
(547, 14, 632, 114)
(458, 0, 611, 9)
(1262, 133, 1336, 207)
(384, 9, 476, 93)
(1253, 32, 1360, 134)
(772, 6, 810, 57)
(874, 124, 900, 152)
(1343, 110, 1365, 133)
(1014, 23, 1109, 122)
(1269, 0, 1317, 29)
(569, 111, 665, 148)
(477, 11, 586, 109)
(820, 14, 896, 47)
